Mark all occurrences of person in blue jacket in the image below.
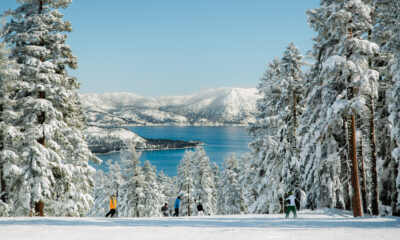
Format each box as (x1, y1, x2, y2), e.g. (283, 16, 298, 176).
(173, 196, 181, 217)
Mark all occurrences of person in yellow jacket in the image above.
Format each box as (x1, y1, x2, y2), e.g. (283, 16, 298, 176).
(105, 194, 117, 217)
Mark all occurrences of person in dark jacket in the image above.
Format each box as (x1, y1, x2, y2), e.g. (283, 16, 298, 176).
(161, 203, 169, 217)
(173, 196, 181, 217)
(197, 202, 204, 216)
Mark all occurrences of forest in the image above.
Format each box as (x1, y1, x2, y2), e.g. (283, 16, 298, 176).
(0, 0, 399, 218)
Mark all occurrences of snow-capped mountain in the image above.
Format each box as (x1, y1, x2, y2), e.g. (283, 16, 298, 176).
(81, 87, 260, 126)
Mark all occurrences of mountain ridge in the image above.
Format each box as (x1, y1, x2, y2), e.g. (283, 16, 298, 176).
(81, 87, 260, 126)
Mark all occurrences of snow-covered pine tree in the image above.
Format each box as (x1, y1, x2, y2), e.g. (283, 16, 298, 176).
(88, 169, 106, 217)
(379, 0, 400, 216)
(157, 171, 176, 213)
(370, 0, 400, 216)
(371, 0, 394, 216)
(247, 57, 283, 214)
(0, 0, 96, 216)
(91, 144, 165, 218)
(210, 162, 220, 214)
(237, 153, 251, 211)
(142, 160, 164, 217)
(301, 0, 379, 216)
(191, 147, 216, 215)
(88, 159, 123, 217)
(118, 143, 146, 217)
(0, 41, 18, 216)
(218, 155, 246, 215)
(276, 43, 305, 205)
(176, 149, 195, 216)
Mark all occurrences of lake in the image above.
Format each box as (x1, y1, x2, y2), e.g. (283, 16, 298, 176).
(94, 126, 252, 176)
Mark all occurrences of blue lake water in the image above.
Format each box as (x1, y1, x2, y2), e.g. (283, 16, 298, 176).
(94, 126, 252, 176)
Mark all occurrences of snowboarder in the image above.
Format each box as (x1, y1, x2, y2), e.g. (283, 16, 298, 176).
(285, 192, 297, 218)
(105, 194, 117, 218)
(161, 203, 169, 217)
(197, 202, 204, 216)
(173, 196, 181, 217)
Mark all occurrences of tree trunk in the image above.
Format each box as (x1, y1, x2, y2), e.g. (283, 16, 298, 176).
(355, 115, 368, 214)
(0, 113, 5, 203)
(359, 138, 368, 214)
(187, 185, 191, 216)
(293, 94, 297, 148)
(35, 201, 44, 216)
(37, 91, 46, 146)
(350, 113, 363, 217)
(369, 99, 380, 216)
(38, 0, 43, 14)
(0, 165, 5, 203)
(35, 90, 46, 215)
(367, 26, 380, 216)
(341, 117, 352, 210)
(347, 25, 362, 217)
(0, 92, 3, 151)
(292, 93, 301, 194)
(0, 75, 4, 203)
(392, 152, 400, 216)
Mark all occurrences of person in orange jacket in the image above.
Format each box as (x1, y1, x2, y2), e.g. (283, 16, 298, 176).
(105, 194, 117, 217)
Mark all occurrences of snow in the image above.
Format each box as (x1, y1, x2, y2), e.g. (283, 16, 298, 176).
(0, 209, 398, 240)
(81, 87, 260, 126)
(322, 55, 347, 71)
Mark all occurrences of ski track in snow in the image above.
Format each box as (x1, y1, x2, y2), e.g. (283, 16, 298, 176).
(0, 210, 399, 240)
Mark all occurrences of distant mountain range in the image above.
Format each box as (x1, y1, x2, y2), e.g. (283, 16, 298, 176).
(81, 87, 259, 154)
(81, 87, 260, 126)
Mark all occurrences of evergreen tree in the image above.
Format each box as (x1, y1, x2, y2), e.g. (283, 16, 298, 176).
(142, 160, 164, 217)
(300, 0, 378, 216)
(88, 169, 106, 216)
(192, 147, 216, 215)
(247, 57, 283, 213)
(277, 43, 305, 204)
(0, 0, 96, 216)
(0, 41, 17, 216)
(88, 159, 123, 217)
(176, 149, 195, 216)
(246, 43, 305, 213)
(119, 143, 146, 217)
(218, 156, 246, 214)
(380, 0, 400, 216)
(210, 162, 220, 214)
(157, 171, 176, 214)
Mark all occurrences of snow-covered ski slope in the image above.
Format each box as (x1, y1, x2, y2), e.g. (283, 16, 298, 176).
(0, 209, 399, 240)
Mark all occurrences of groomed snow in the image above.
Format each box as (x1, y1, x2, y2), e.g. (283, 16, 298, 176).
(0, 209, 399, 240)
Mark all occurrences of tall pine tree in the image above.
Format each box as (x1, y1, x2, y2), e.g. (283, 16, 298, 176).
(300, 0, 378, 216)
(1, 0, 96, 216)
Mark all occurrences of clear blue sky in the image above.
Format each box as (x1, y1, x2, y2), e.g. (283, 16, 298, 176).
(0, 0, 318, 97)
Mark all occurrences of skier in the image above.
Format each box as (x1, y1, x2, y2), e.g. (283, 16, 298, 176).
(197, 202, 204, 216)
(285, 192, 297, 218)
(161, 203, 169, 217)
(105, 194, 117, 218)
(173, 196, 181, 217)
